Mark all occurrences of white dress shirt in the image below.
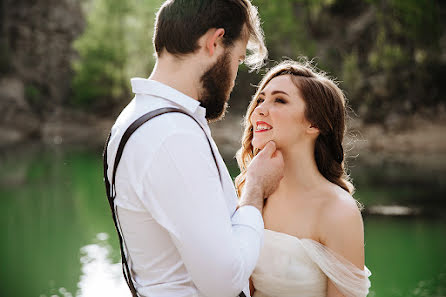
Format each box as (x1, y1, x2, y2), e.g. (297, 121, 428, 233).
(106, 78, 264, 297)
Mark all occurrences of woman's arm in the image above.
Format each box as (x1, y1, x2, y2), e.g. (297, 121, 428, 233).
(319, 194, 366, 297)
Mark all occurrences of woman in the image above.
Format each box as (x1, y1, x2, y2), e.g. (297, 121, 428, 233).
(235, 60, 371, 297)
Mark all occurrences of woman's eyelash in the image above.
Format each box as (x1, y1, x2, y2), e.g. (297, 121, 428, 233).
(256, 97, 286, 104)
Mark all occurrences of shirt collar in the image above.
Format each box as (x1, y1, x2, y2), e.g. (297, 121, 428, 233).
(131, 78, 205, 116)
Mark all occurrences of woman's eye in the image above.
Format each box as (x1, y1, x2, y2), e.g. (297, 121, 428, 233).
(256, 98, 264, 104)
(275, 97, 286, 104)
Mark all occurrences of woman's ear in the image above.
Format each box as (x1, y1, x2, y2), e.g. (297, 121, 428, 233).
(307, 124, 320, 136)
(205, 28, 225, 57)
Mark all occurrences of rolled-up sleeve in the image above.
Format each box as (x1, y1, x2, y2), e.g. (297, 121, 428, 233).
(141, 130, 264, 297)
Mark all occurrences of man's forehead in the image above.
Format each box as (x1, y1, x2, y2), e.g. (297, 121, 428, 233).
(228, 40, 247, 60)
(235, 34, 249, 56)
(240, 24, 250, 44)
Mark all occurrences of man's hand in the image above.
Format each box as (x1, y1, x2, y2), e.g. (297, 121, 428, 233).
(239, 141, 284, 212)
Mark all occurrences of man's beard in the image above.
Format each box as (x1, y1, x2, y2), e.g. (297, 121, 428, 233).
(199, 51, 233, 123)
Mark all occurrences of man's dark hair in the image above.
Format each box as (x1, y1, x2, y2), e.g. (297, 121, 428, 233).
(153, 0, 266, 70)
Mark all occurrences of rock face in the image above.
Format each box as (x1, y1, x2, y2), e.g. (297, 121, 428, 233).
(0, 75, 40, 145)
(0, 0, 85, 146)
(2, 0, 84, 108)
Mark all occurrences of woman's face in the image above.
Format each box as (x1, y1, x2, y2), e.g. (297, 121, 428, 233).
(250, 75, 312, 151)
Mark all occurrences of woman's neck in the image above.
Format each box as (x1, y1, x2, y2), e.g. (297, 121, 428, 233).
(276, 142, 326, 196)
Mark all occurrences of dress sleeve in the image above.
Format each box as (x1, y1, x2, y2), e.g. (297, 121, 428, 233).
(300, 239, 372, 297)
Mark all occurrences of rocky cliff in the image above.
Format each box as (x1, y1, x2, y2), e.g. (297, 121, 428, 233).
(0, 0, 85, 145)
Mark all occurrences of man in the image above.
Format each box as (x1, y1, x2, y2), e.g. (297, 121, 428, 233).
(105, 1, 284, 296)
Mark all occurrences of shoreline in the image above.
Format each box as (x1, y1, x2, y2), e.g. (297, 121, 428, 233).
(209, 113, 446, 157)
(1, 111, 445, 156)
(1, 113, 445, 219)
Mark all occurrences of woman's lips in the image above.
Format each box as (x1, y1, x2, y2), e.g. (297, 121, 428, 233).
(255, 121, 273, 133)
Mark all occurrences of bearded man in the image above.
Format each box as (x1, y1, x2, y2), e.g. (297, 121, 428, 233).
(104, 1, 284, 296)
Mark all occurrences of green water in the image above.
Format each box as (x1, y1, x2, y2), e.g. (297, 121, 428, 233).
(1, 145, 445, 297)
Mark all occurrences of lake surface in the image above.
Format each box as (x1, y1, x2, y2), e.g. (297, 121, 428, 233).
(1, 144, 445, 297)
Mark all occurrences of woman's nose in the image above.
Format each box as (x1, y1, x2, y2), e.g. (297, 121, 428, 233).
(255, 104, 268, 116)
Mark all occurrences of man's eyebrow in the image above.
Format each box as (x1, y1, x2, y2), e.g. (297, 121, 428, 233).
(259, 90, 289, 96)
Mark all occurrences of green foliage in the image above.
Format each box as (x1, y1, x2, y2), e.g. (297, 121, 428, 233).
(72, 0, 162, 108)
(70, 0, 445, 121)
(72, 0, 130, 106)
(341, 51, 362, 97)
(366, 0, 440, 70)
(124, 0, 163, 79)
(373, 0, 440, 46)
(302, 0, 336, 19)
(25, 84, 42, 108)
(253, 0, 317, 60)
(368, 28, 409, 72)
(352, 0, 444, 120)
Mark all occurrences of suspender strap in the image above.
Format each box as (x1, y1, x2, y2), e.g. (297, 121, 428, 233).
(103, 132, 138, 296)
(111, 107, 222, 194)
(104, 107, 245, 297)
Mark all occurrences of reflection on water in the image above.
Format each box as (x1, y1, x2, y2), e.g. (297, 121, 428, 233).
(1, 144, 445, 297)
(77, 233, 130, 297)
(37, 232, 130, 297)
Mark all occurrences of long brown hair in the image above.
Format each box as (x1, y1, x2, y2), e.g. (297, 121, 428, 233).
(235, 60, 355, 197)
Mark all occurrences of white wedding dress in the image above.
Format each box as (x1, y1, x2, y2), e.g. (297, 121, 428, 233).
(251, 229, 371, 297)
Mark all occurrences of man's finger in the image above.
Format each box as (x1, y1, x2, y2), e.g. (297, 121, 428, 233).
(259, 141, 276, 157)
(272, 149, 283, 159)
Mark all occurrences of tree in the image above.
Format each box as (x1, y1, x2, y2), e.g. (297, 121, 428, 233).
(72, 0, 131, 108)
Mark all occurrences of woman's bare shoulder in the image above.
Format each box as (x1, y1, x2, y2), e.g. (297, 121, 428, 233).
(319, 184, 362, 225)
(316, 184, 365, 267)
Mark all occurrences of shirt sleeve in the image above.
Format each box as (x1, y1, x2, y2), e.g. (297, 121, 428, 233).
(141, 130, 264, 297)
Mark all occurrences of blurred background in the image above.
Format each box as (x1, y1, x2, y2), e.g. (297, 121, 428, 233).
(1, 0, 445, 296)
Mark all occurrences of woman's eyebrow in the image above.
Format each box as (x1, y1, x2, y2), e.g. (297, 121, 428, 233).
(259, 90, 289, 96)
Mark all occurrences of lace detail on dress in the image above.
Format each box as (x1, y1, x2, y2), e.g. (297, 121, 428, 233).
(252, 229, 371, 297)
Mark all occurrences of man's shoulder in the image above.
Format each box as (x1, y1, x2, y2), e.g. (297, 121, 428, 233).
(107, 96, 209, 175)
(112, 96, 204, 141)
(108, 99, 208, 170)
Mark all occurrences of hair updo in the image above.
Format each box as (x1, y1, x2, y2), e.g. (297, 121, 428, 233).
(235, 60, 355, 196)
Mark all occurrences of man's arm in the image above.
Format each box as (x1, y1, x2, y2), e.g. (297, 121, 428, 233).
(141, 131, 262, 297)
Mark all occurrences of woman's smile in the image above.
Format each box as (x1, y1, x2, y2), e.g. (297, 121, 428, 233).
(255, 121, 273, 132)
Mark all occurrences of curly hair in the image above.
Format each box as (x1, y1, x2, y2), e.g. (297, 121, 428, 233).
(235, 60, 355, 197)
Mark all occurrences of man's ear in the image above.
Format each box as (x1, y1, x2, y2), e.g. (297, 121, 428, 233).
(206, 28, 225, 57)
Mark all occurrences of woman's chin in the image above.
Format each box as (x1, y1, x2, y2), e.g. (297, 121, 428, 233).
(253, 137, 283, 152)
(252, 139, 267, 151)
